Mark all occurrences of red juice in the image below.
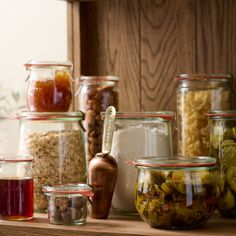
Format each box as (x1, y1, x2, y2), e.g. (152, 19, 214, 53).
(0, 178, 34, 220)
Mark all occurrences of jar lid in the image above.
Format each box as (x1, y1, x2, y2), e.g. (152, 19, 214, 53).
(207, 110, 236, 119)
(175, 73, 232, 81)
(0, 155, 33, 162)
(127, 156, 216, 168)
(42, 184, 94, 197)
(24, 60, 73, 69)
(15, 111, 85, 121)
(79, 76, 119, 82)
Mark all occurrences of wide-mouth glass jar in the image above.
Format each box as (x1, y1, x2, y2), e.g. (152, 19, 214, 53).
(131, 156, 217, 229)
(17, 111, 86, 212)
(208, 110, 236, 218)
(108, 112, 175, 215)
(25, 61, 73, 112)
(42, 183, 93, 225)
(176, 74, 232, 157)
(0, 156, 34, 221)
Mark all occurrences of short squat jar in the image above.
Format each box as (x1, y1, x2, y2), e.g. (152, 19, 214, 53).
(77, 76, 119, 162)
(133, 156, 217, 229)
(176, 74, 231, 157)
(25, 61, 73, 112)
(208, 111, 236, 218)
(18, 112, 86, 212)
(110, 112, 174, 215)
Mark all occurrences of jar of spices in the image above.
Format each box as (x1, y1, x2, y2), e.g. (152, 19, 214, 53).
(109, 112, 175, 215)
(0, 156, 34, 221)
(25, 61, 73, 112)
(176, 74, 232, 157)
(77, 76, 119, 162)
(208, 111, 236, 218)
(17, 111, 86, 212)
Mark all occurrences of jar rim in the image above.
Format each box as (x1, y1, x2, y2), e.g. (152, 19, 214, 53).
(207, 110, 236, 118)
(42, 184, 94, 197)
(79, 75, 119, 82)
(0, 155, 33, 162)
(128, 156, 216, 168)
(175, 73, 232, 81)
(15, 111, 85, 121)
(24, 60, 73, 69)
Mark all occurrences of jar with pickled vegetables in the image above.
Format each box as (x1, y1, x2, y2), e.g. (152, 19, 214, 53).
(208, 111, 236, 218)
(131, 156, 217, 229)
(25, 61, 73, 112)
(176, 74, 232, 157)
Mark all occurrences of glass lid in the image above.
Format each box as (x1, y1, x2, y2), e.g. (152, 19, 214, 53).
(207, 110, 236, 118)
(175, 73, 231, 81)
(24, 60, 73, 69)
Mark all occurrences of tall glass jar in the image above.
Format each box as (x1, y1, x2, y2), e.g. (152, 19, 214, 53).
(110, 112, 175, 215)
(176, 74, 232, 157)
(25, 61, 73, 112)
(208, 111, 236, 218)
(77, 76, 119, 162)
(17, 112, 86, 212)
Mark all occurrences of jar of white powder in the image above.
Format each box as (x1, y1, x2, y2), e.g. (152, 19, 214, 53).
(110, 112, 175, 215)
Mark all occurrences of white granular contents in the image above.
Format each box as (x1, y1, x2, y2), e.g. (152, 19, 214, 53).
(110, 125, 172, 213)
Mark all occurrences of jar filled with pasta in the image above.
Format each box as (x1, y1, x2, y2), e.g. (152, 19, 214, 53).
(208, 111, 236, 218)
(176, 74, 232, 157)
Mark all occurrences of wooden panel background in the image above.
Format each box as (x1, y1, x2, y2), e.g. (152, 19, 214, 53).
(67, 0, 236, 112)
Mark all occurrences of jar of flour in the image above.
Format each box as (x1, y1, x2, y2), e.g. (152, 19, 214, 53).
(110, 112, 175, 215)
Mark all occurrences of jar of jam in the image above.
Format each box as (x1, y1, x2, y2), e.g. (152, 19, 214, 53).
(0, 156, 34, 221)
(76, 76, 119, 162)
(25, 61, 73, 112)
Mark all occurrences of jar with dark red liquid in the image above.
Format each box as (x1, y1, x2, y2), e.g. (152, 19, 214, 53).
(0, 156, 34, 220)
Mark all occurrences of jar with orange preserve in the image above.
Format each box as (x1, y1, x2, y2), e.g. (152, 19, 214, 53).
(25, 61, 73, 112)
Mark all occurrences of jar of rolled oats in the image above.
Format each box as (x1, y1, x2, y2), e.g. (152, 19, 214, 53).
(176, 74, 232, 157)
(17, 111, 86, 212)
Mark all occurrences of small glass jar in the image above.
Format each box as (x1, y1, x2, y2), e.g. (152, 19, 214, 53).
(110, 112, 175, 215)
(17, 112, 86, 212)
(176, 74, 232, 157)
(42, 184, 93, 225)
(132, 156, 217, 229)
(76, 76, 119, 162)
(0, 156, 34, 221)
(208, 111, 236, 218)
(25, 61, 73, 112)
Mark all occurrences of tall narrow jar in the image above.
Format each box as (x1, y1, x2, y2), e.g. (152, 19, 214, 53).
(176, 74, 231, 157)
(110, 112, 175, 215)
(77, 76, 119, 162)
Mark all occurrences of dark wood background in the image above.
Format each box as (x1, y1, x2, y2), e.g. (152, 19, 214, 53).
(67, 0, 236, 112)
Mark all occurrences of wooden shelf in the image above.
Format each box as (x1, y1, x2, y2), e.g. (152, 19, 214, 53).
(0, 212, 235, 236)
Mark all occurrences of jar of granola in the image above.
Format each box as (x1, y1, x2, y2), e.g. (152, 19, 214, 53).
(76, 76, 119, 162)
(17, 111, 86, 212)
(176, 74, 232, 157)
(25, 61, 73, 112)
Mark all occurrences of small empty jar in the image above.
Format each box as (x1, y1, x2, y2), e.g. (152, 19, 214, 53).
(42, 184, 93, 225)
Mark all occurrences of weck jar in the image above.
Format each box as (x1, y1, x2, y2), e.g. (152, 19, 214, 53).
(17, 111, 86, 212)
(77, 76, 119, 162)
(109, 112, 175, 215)
(25, 61, 73, 112)
(176, 74, 232, 157)
(208, 110, 236, 218)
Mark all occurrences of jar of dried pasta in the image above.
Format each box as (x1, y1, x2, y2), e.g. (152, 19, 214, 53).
(176, 74, 232, 157)
(17, 111, 86, 212)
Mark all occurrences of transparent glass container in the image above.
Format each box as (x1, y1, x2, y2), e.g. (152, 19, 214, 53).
(110, 112, 175, 215)
(42, 183, 93, 225)
(76, 76, 119, 162)
(208, 111, 236, 218)
(176, 74, 232, 157)
(0, 156, 34, 221)
(132, 156, 217, 229)
(17, 112, 86, 212)
(25, 61, 73, 112)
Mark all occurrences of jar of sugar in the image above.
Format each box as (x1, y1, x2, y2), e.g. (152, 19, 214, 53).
(109, 112, 175, 215)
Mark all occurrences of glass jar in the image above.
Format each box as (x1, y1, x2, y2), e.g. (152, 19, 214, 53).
(176, 74, 232, 157)
(132, 156, 217, 229)
(17, 112, 86, 212)
(42, 183, 93, 225)
(25, 61, 73, 112)
(77, 76, 119, 162)
(110, 112, 175, 215)
(0, 156, 34, 221)
(208, 111, 236, 218)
